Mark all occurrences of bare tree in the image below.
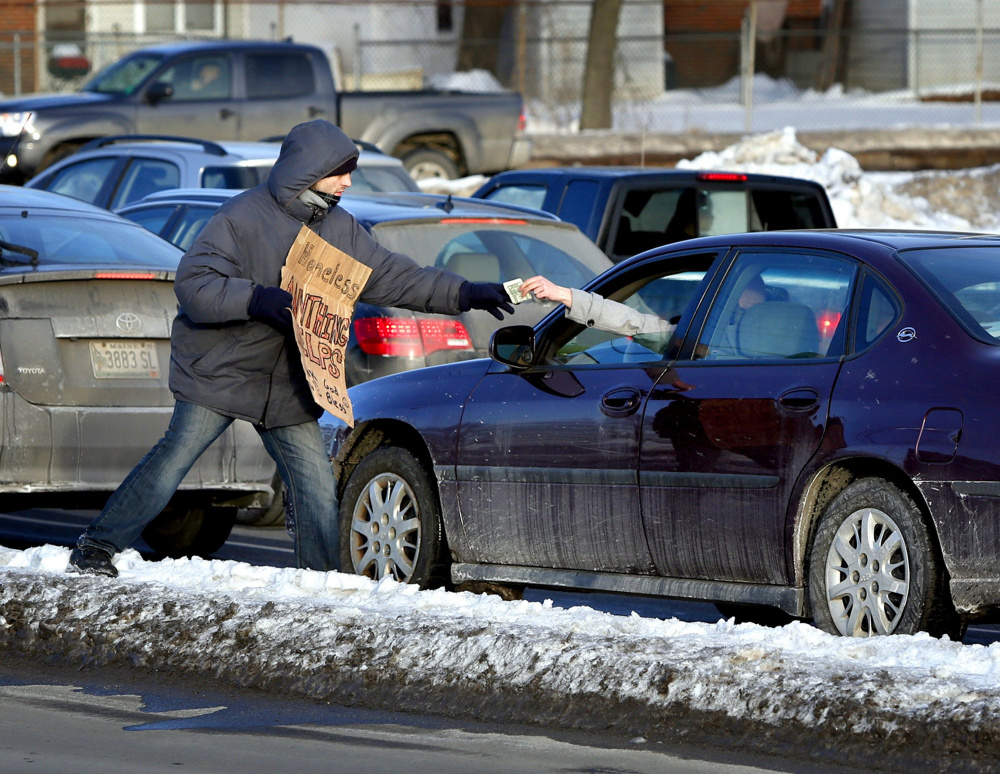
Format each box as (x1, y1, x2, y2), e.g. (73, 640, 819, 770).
(579, 0, 625, 130)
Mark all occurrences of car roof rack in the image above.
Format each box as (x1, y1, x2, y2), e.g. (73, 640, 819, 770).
(81, 135, 228, 156)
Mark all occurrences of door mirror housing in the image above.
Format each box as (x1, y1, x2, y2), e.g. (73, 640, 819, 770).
(490, 325, 536, 369)
(145, 82, 174, 105)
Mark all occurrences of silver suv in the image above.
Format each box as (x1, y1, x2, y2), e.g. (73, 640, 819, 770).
(24, 134, 418, 211)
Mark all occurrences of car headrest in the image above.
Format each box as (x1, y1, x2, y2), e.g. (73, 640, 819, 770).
(736, 301, 819, 359)
(444, 252, 500, 284)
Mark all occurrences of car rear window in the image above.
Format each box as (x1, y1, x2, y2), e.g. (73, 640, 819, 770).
(0, 213, 181, 271)
(901, 245, 1000, 343)
(371, 220, 612, 289)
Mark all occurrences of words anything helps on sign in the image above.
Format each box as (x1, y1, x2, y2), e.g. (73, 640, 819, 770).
(281, 225, 372, 426)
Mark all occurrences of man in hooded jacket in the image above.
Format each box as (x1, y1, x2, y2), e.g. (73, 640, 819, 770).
(68, 119, 513, 577)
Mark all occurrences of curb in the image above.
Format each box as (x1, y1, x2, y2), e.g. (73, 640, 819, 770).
(3, 568, 1000, 771)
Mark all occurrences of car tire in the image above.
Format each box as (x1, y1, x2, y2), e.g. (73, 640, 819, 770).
(808, 478, 961, 638)
(338, 446, 447, 587)
(141, 506, 237, 559)
(402, 148, 460, 181)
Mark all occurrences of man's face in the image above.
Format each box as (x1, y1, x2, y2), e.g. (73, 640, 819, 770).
(312, 172, 352, 197)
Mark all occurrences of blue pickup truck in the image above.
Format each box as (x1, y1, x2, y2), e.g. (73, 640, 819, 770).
(472, 167, 837, 261)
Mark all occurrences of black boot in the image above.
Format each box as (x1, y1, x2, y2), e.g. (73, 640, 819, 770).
(68, 545, 118, 578)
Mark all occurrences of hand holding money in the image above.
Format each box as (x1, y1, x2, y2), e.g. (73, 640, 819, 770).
(517, 276, 573, 308)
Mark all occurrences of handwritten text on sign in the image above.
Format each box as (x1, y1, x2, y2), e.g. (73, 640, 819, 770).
(281, 225, 372, 426)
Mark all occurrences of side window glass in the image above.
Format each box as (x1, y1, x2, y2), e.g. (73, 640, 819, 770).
(119, 205, 177, 236)
(173, 205, 219, 251)
(484, 184, 546, 211)
(110, 159, 180, 209)
(43, 157, 117, 204)
(545, 254, 717, 367)
(696, 252, 856, 361)
(246, 54, 315, 99)
(154, 55, 231, 101)
(854, 275, 900, 352)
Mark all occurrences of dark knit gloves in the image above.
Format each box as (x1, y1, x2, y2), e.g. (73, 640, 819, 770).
(458, 281, 515, 321)
(248, 285, 293, 332)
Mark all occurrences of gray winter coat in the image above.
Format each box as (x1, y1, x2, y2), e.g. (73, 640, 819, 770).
(169, 119, 466, 428)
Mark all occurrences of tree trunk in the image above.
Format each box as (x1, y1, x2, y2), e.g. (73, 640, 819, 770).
(579, 0, 625, 130)
(456, 0, 511, 74)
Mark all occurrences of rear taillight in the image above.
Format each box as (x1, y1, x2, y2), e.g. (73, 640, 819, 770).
(518, 110, 527, 132)
(94, 271, 159, 279)
(354, 318, 473, 357)
(696, 172, 748, 182)
(0, 345, 4, 384)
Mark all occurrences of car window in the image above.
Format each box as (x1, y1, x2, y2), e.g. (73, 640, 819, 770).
(484, 184, 547, 211)
(82, 53, 162, 95)
(245, 53, 315, 99)
(153, 55, 232, 101)
(0, 213, 181, 269)
(695, 252, 856, 361)
(201, 165, 262, 189)
(109, 159, 181, 209)
(615, 187, 730, 256)
(372, 220, 610, 285)
(854, 274, 900, 351)
(172, 205, 219, 251)
(118, 204, 178, 237)
(542, 253, 719, 368)
(41, 157, 118, 204)
(900, 245, 1000, 344)
(749, 189, 829, 230)
(349, 166, 420, 193)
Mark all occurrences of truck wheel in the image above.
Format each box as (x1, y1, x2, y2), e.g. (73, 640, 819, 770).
(402, 148, 460, 181)
(808, 478, 961, 638)
(236, 473, 287, 528)
(142, 506, 237, 558)
(339, 446, 448, 587)
(37, 142, 84, 173)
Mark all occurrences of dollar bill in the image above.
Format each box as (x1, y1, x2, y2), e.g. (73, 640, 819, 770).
(503, 278, 532, 304)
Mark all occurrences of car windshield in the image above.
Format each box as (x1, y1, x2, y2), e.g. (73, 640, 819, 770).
(901, 245, 1000, 344)
(371, 220, 611, 288)
(82, 54, 163, 95)
(0, 212, 181, 270)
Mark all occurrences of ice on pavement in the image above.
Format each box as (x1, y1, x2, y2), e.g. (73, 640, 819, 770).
(5, 130, 1000, 742)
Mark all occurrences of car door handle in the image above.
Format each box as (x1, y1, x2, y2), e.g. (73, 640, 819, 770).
(308, 105, 325, 117)
(219, 108, 235, 120)
(601, 387, 641, 417)
(778, 387, 820, 413)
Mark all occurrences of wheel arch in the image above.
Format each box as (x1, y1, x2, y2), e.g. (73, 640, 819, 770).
(333, 418, 439, 504)
(791, 457, 942, 592)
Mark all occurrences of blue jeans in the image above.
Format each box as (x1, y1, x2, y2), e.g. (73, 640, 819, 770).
(78, 400, 340, 571)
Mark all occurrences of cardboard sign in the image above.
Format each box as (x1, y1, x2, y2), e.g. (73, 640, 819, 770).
(281, 225, 372, 426)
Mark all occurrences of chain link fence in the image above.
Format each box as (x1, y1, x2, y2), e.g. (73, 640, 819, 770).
(3, 0, 1000, 134)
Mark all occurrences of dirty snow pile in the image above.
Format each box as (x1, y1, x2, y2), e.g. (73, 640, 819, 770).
(5, 542, 1000, 751)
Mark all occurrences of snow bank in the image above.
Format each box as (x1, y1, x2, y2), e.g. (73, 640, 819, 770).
(3, 545, 1000, 764)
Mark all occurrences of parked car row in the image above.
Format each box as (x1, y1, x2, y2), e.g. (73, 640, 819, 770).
(23, 134, 419, 212)
(8, 133, 1000, 641)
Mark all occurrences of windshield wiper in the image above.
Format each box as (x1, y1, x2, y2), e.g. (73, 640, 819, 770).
(0, 238, 40, 268)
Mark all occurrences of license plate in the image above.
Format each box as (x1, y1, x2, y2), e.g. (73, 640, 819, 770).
(90, 341, 161, 379)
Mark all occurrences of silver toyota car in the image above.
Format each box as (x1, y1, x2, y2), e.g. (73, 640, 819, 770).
(0, 186, 277, 556)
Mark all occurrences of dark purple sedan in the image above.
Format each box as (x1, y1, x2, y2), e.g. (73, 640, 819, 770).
(325, 229, 1000, 638)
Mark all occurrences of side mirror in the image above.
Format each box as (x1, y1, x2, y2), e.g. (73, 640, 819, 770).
(145, 82, 174, 105)
(489, 324, 536, 368)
